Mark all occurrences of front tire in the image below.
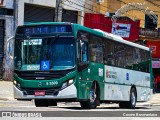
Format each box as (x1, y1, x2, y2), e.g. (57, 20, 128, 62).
(128, 88, 137, 109)
(80, 83, 99, 109)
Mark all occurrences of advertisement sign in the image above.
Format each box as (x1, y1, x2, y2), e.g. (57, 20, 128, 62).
(139, 28, 158, 37)
(152, 61, 160, 68)
(146, 41, 160, 58)
(149, 45, 156, 54)
(112, 23, 131, 37)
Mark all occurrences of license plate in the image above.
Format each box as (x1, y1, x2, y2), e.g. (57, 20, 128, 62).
(34, 91, 45, 96)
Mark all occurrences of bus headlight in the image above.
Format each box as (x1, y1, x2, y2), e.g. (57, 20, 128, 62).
(68, 79, 74, 85)
(14, 80, 21, 90)
(61, 79, 74, 89)
(13, 80, 17, 85)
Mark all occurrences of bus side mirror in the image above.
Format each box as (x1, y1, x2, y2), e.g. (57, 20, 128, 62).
(78, 40, 88, 63)
(5, 36, 14, 60)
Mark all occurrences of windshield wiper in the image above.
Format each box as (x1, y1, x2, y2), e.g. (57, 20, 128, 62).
(50, 35, 59, 45)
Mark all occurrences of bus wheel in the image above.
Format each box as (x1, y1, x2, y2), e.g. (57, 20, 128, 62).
(80, 83, 98, 109)
(128, 88, 137, 109)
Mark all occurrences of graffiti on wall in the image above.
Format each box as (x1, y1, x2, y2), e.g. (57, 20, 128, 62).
(3, 36, 14, 81)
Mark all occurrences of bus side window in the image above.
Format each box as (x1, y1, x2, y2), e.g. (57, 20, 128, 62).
(104, 40, 115, 66)
(77, 30, 89, 63)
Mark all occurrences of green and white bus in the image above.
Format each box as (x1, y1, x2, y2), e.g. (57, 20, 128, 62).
(13, 22, 153, 109)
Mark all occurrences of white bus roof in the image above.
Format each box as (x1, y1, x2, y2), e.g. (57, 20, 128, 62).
(94, 29, 150, 51)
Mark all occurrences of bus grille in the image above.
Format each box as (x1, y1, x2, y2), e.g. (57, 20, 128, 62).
(14, 68, 75, 80)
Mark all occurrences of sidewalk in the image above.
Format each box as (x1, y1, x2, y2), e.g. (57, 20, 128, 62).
(0, 80, 14, 101)
(0, 80, 160, 106)
(147, 93, 160, 106)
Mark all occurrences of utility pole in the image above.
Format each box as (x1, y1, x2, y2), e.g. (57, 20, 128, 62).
(54, 0, 63, 22)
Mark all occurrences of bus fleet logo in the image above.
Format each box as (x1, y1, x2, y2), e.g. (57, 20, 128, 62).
(106, 70, 117, 79)
(1, 112, 42, 117)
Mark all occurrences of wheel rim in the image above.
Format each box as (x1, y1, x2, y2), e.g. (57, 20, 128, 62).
(131, 91, 136, 106)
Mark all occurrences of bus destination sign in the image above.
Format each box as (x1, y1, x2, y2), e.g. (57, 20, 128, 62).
(18, 25, 72, 34)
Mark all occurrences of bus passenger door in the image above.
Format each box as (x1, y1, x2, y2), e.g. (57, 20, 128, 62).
(77, 32, 90, 100)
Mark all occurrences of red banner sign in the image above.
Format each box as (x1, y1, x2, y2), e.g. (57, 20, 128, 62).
(84, 13, 140, 42)
(146, 41, 160, 58)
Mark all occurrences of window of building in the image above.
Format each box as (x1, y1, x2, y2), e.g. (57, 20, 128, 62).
(0, 8, 13, 15)
(145, 14, 157, 29)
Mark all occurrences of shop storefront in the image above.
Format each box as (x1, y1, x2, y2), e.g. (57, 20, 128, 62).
(146, 40, 160, 91)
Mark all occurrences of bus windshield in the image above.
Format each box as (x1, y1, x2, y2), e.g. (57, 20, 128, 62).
(14, 37, 76, 70)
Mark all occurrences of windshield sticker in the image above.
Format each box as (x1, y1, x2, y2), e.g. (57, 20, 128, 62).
(99, 68, 103, 77)
(41, 61, 50, 70)
(24, 39, 42, 45)
(22, 65, 40, 70)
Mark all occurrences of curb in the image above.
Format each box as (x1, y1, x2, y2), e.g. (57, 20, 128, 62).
(0, 98, 8, 101)
(138, 102, 160, 106)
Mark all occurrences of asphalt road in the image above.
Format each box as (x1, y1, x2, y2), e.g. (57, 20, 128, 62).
(0, 100, 160, 120)
(0, 81, 160, 120)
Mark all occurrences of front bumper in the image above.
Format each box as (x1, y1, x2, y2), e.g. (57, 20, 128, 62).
(14, 84, 77, 99)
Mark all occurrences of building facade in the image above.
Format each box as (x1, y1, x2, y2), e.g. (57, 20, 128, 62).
(2, 0, 85, 80)
(16, 0, 85, 26)
(0, 0, 14, 80)
(93, 0, 160, 29)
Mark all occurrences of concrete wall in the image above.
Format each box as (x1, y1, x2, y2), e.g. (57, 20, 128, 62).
(0, 15, 14, 81)
(1, 0, 14, 9)
(17, 0, 84, 25)
(0, 1, 14, 81)
(84, 0, 94, 13)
